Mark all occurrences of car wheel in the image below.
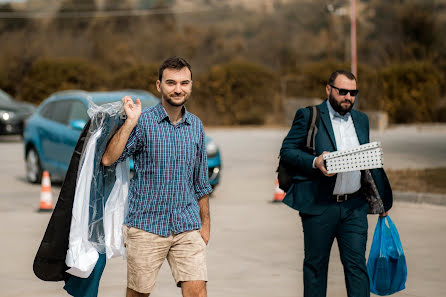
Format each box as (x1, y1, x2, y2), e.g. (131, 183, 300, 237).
(26, 148, 42, 184)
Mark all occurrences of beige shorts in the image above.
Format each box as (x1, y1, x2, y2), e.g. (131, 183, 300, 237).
(123, 226, 207, 293)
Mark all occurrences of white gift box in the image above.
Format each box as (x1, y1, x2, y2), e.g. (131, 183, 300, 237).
(323, 141, 384, 174)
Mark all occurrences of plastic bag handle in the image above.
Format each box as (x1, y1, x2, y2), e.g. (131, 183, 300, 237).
(378, 217, 386, 257)
(385, 216, 404, 255)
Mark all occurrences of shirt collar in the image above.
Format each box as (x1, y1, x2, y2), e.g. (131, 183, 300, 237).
(326, 99, 350, 122)
(153, 103, 191, 125)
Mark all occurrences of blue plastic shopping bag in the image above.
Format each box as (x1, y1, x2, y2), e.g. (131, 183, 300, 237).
(367, 216, 407, 296)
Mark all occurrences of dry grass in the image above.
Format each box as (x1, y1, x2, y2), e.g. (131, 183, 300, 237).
(386, 168, 446, 194)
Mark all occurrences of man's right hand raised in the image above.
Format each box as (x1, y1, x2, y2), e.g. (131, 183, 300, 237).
(122, 96, 142, 127)
(101, 96, 142, 166)
(314, 151, 336, 177)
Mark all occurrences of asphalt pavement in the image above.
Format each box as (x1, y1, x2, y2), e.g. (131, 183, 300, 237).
(0, 124, 445, 297)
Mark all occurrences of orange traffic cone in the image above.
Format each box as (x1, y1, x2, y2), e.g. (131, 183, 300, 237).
(39, 171, 53, 212)
(272, 178, 285, 202)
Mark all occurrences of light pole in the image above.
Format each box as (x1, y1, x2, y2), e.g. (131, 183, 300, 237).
(350, 0, 357, 77)
(327, 1, 359, 107)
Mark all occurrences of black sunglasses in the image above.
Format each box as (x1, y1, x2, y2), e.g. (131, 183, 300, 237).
(330, 85, 359, 96)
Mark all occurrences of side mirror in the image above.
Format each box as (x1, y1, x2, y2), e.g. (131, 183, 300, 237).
(69, 119, 86, 131)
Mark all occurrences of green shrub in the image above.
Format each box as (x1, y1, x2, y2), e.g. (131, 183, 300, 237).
(379, 61, 441, 123)
(20, 58, 107, 104)
(111, 64, 159, 96)
(295, 60, 349, 99)
(435, 105, 446, 122)
(283, 60, 380, 112)
(191, 61, 278, 125)
(356, 65, 381, 111)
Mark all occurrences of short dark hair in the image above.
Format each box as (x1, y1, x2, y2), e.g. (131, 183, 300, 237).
(328, 70, 356, 85)
(158, 56, 192, 81)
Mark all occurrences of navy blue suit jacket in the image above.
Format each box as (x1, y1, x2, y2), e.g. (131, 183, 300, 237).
(280, 100, 393, 215)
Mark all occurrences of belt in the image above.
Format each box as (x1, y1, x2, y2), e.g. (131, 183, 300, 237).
(332, 189, 361, 203)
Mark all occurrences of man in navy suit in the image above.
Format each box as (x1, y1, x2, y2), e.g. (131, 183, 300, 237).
(280, 70, 393, 297)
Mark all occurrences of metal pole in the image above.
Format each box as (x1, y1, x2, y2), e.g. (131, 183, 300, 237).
(350, 0, 357, 77)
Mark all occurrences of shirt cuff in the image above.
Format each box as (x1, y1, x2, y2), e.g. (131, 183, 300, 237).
(195, 184, 213, 200)
(312, 157, 317, 169)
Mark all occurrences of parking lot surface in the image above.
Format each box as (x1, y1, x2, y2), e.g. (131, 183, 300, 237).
(1, 125, 445, 297)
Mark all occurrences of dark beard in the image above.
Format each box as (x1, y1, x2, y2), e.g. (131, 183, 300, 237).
(164, 95, 188, 107)
(328, 93, 353, 115)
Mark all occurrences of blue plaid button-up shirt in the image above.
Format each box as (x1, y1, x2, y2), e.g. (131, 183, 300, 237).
(118, 103, 212, 237)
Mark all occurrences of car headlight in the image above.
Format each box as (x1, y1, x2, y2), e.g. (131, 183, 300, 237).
(0, 111, 14, 121)
(206, 140, 218, 157)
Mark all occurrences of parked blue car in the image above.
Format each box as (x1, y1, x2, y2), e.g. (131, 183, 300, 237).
(23, 90, 221, 189)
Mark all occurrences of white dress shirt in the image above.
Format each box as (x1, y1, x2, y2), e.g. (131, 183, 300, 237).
(311, 101, 362, 194)
(326, 101, 361, 194)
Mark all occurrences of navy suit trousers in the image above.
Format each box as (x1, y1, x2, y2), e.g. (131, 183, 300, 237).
(300, 198, 370, 297)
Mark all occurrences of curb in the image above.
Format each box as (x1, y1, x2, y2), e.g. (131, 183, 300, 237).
(394, 191, 446, 206)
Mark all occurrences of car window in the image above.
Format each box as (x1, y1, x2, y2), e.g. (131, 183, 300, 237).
(0, 89, 13, 103)
(40, 101, 71, 125)
(68, 100, 89, 122)
(40, 102, 57, 119)
(141, 99, 158, 109)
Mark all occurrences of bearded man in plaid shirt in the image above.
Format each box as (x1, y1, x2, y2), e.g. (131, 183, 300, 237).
(102, 57, 212, 297)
